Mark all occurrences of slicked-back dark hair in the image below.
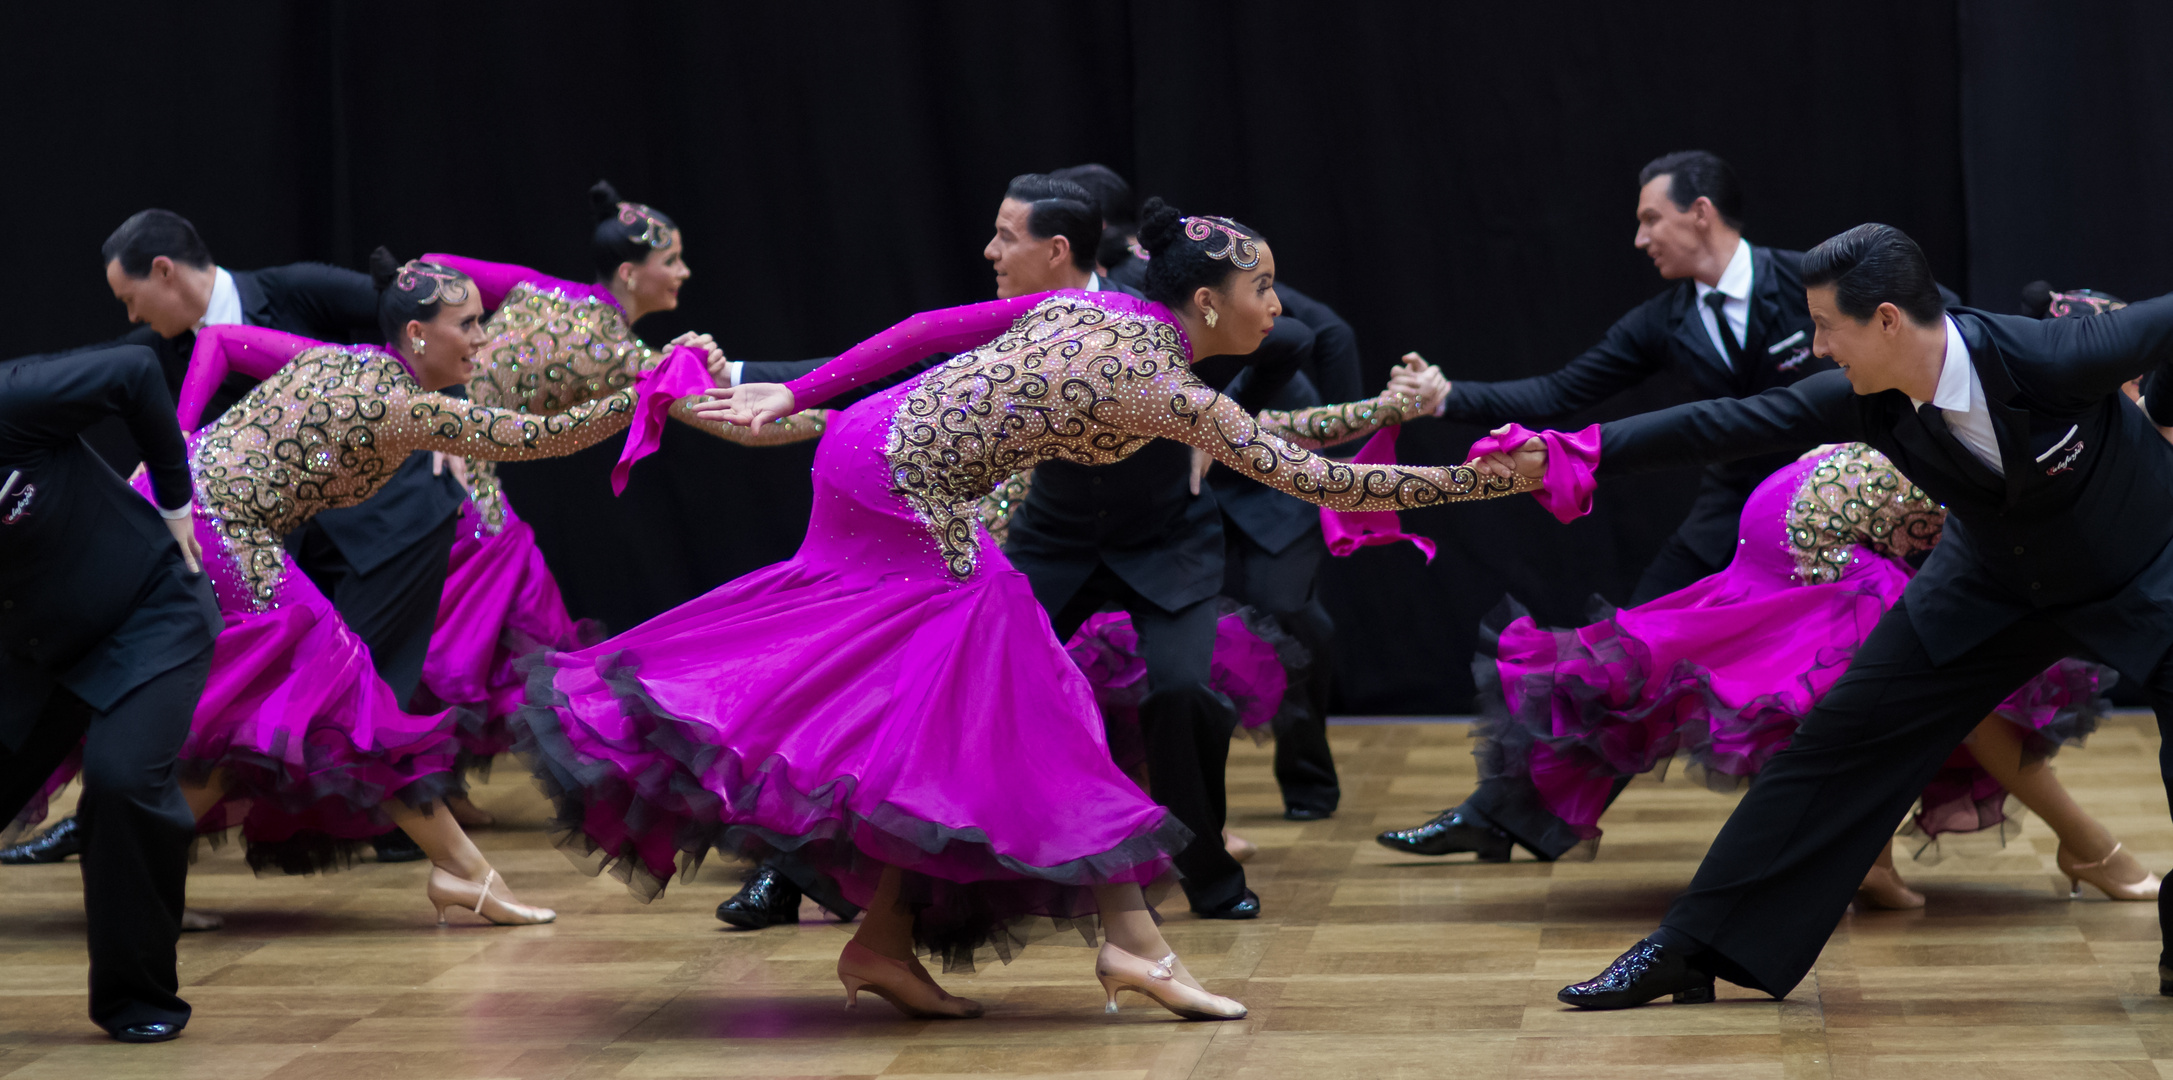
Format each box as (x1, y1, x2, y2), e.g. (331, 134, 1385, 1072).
(1637, 150, 1744, 230)
(1053, 163, 1138, 270)
(1802, 223, 1946, 326)
(102, 209, 213, 278)
(1003, 173, 1100, 272)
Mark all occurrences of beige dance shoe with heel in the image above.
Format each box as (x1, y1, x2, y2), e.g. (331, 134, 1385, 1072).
(2058, 841, 2161, 901)
(1855, 864, 1926, 910)
(427, 866, 556, 926)
(837, 939, 984, 1019)
(1095, 942, 1247, 1021)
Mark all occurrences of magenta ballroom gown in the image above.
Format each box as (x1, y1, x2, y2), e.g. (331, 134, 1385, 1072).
(1483, 443, 2107, 849)
(516, 290, 1519, 964)
(127, 323, 657, 870)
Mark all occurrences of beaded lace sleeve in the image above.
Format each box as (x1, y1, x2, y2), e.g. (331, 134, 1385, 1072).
(373, 360, 639, 463)
(1125, 369, 1534, 511)
(1786, 443, 1946, 583)
(1255, 391, 1426, 450)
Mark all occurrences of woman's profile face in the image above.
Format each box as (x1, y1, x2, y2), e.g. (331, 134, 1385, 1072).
(1195, 245, 1280, 358)
(618, 229, 691, 317)
(406, 291, 488, 391)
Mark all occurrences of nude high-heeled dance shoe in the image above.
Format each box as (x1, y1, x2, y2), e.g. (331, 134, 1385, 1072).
(1095, 942, 1247, 1021)
(1855, 864, 1926, 910)
(427, 866, 556, 926)
(2059, 841, 2162, 901)
(836, 939, 984, 1019)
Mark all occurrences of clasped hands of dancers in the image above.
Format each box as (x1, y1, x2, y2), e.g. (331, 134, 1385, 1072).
(9, 150, 2173, 1041)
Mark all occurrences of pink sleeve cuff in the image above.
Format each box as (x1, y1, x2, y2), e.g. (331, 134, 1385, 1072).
(1464, 423, 1601, 524)
(1319, 426, 1438, 562)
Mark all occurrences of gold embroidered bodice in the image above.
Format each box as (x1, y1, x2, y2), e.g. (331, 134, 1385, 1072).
(1785, 443, 1946, 584)
(459, 279, 824, 532)
(887, 296, 1529, 578)
(195, 346, 640, 609)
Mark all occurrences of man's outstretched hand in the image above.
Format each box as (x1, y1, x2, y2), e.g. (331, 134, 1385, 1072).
(1469, 425, 1547, 482)
(694, 383, 795, 427)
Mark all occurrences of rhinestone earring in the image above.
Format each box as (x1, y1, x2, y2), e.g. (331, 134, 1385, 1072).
(411, 336, 426, 353)
(1203, 308, 1218, 329)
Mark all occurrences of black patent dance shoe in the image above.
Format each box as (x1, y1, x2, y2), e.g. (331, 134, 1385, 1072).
(111, 1022, 183, 1043)
(717, 866, 803, 930)
(371, 828, 426, 863)
(1193, 888, 1261, 920)
(0, 815, 82, 864)
(1374, 809, 1515, 861)
(1557, 940, 1716, 1010)
(1283, 807, 1333, 822)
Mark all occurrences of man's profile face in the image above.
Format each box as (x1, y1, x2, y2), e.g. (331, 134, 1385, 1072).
(106, 257, 201, 338)
(1808, 283, 1901, 396)
(1632, 176, 1703, 281)
(984, 198, 1067, 299)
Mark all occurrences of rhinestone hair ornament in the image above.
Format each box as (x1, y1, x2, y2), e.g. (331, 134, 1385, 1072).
(393, 261, 472, 307)
(617, 203, 674, 250)
(1181, 216, 1261, 270)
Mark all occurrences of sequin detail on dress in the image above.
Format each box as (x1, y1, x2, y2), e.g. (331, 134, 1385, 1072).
(1784, 443, 1945, 584)
(193, 345, 639, 609)
(885, 295, 1525, 579)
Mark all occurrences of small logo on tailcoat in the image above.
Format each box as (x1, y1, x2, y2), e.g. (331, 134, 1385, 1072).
(2044, 440, 2084, 476)
(3, 483, 35, 525)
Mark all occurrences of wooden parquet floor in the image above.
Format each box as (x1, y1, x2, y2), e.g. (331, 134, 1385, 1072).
(4, 715, 2172, 1079)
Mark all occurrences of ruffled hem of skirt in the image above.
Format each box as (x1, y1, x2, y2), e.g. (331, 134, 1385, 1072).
(512, 654, 1191, 971)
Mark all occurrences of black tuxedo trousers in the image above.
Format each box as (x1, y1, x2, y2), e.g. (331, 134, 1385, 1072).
(0, 646, 210, 1033)
(1048, 564, 1246, 912)
(1660, 590, 2173, 995)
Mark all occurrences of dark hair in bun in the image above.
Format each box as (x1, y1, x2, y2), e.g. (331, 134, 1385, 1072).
(370, 245, 472, 345)
(589, 179, 679, 282)
(1136, 196, 1268, 310)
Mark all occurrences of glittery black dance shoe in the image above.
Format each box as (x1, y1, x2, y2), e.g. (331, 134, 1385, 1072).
(717, 866, 803, 930)
(0, 815, 81, 864)
(112, 1022, 183, 1043)
(1557, 940, 1715, 1010)
(1374, 809, 1514, 861)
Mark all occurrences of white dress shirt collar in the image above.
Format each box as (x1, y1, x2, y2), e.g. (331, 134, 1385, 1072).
(1084, 272, 1102, 292)
(1692, 238, 1754, 367)
(199, 266, 243, 329)
(1910, 314, 2004, 476)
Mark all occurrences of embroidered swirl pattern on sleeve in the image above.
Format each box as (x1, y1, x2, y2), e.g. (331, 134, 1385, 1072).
(884, 296, 1531, 580)
(193, 345, 637, 609)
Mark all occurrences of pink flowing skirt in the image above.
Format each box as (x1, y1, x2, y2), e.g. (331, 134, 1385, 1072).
(1064, 602, 1305, 771)
(516, 383, 1185, 966)
(127, 474, 467, 873)
(415, 498, 596, 765)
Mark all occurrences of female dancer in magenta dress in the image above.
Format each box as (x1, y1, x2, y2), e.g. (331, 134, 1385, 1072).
(517, 199, 1533, 1021)
(120, 252, 803, 926)
(1377, 441, 2154, 905)
(410, 188, 822, 785)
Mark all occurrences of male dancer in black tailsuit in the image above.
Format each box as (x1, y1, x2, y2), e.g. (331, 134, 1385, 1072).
(2, 211, 455, 865)
(0, 345, 222, 1041)
(1374, 150, 1832, 862)
(1475, 224, 2173, 1008)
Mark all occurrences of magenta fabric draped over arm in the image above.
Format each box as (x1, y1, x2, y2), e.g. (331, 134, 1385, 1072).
(1317, 426, 1438, 561)
(1464, 423, 1602, 524)
(177, 325, 325, 430)
(780, 294, 1046, 410)
(611, 344, 716, 494)
(422, 253, 617, 312)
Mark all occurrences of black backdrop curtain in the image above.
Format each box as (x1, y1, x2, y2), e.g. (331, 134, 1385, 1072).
(3, 2, 2159, 712)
